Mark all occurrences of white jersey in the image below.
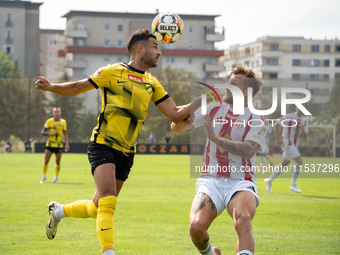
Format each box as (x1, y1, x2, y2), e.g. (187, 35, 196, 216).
(278, 112, 308, 148)
(193, 102, 269, 182)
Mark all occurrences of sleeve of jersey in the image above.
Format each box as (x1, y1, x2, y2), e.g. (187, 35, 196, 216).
(244, 117, 269, 151)
(88, 65, 112, 89)
(151, 79, 169, 105)
(63, 120, 67, 132)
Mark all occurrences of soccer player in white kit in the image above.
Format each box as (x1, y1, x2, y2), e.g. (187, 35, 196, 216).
(264, 104, 308, 193)
(257, 127, 274, 169)
(172, 65, 269, 255)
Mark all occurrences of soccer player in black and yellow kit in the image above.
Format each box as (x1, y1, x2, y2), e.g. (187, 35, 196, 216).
(40, 107, 69, 183)
(35, 29, 196, 255)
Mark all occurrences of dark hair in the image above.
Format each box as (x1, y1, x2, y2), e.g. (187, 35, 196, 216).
(228, 65, 263, 96)
(127, 29, 157, 53)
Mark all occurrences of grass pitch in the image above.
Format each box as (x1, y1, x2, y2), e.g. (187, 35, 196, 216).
(0, 153, 339, 254)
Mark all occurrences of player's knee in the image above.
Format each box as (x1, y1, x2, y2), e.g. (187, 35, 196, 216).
(189, 219, 206, 240)
(235, 212, 252, 234)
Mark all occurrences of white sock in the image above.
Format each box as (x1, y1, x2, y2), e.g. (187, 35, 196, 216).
(291, 163, 301, 186)
(265, 155, 272, 163)
(268, 164, 282, 181)
(103, 249, 114, 255)
(199, 242, 216, 255)
(54, 204, 66, 219)
(237, 250, 253, 255)
(260, 156, 264, 166)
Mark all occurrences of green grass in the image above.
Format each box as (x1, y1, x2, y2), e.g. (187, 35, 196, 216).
(0, 153, 339, 254)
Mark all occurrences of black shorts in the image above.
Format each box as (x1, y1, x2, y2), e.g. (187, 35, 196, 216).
(87, 142, 134, 181)
(46, 147, 63, 154)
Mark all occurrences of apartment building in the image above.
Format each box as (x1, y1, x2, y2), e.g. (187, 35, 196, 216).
(0, 0, 42, 78)
(39, 29, 66, 82)
(221, 36, 340, 106)
(54, 11, 224, 113)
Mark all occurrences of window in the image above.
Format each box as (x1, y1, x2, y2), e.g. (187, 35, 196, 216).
(269, 58, 278, 65)
(292, 59, 301, 66)
(311, 45, 319, 52)
(188, 42, 193, 49)
(206, 57, 212, 64)
(324, 60, 330, 67)
(104, 55, 110, 62)
(117, 55, 123, 62)
(270, 44, 278, 51)
(104, 24, 110, 32)
(117, 40, 123, 47)
(206, 43, 213, 50)
(77, 54, 84, 61)
(166, 57, 175, 63)
(310, 74, 319, 80)
(336, 73, 340, 79)
(310, 60, 319, 66)
(293, 44, 301, 51)
(118, 25, 123, 32)
(104, 39, 110, 47)
(77, 23, 85, 30)
(325, 45, 330, 52)
(48, 66, 54, 74)
(6, 46, 11, 54)
(335, 59, 340, 67)
(78, 39, 85, 46)
(323, 74, 329, 81)
(269, 73, 278, 79)
(292, 74, 300, 80)
(7, 14, 11, 21)
(49, 40, 57, 47)
(48, 53, 56, 60)
(188, 57, 192, 64)
(336, 45, 340, 52)
(189, 27, 193, 34)
(7, 30, 11, 38)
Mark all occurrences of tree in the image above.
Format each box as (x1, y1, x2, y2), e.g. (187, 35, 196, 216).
(48, 73, 84, 142)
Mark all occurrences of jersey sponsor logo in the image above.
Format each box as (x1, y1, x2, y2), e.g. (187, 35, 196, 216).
(93, 68, 104, 78)
(128, 75, 143, 82)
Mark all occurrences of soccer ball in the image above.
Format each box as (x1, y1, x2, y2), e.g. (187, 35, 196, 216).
(151, 12, 184, 44)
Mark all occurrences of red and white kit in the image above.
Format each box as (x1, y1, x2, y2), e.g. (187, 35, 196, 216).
(193, 102, 269, 183)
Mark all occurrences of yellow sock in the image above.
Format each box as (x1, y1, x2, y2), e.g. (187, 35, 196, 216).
(54, 164, 60, 177)
(43, 164, 48, 174)
(97, 196, 117, 253)
(63, 200, 98, 218)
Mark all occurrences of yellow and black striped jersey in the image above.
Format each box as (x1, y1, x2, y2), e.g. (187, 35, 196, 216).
(44, 118, 67, 148)
(88, 63, 169, 153)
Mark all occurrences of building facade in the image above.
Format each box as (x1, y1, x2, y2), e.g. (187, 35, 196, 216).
(221, 36, 340, 106)
(0, 0, 42, 78)
(55, 11, 224, 113)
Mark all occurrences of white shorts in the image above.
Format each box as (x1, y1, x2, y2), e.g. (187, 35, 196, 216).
(195, 177, 259, 216)
(282, 145, 300, 161)
(258, 144, 269, 154)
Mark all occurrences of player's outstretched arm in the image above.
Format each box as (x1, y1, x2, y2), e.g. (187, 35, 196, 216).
(171, 118, 191, 132)
(35, 76, 94, 96)
(203, 115, 260, 160)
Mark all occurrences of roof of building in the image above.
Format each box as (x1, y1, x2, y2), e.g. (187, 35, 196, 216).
(0, 0, 43, 10)
(62, 10, 220, 21)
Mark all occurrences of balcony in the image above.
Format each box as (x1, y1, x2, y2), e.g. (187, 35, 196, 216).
(255, 50, 283, 57)
(202, 77, 226, 85)
(258, 64, 282, 72)
(5, 37, 12, 44)
(65, 60, 87, 69)
(65, 29, 88, 38)
(204, 63, 225, 72)
(6, 20, 13, 27)
(204, 26, 225, 42)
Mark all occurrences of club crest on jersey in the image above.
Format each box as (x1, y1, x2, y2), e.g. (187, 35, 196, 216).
(93, 68, 104, 78)
(144, 83, 153, 94)
(128, 75, 143, 82)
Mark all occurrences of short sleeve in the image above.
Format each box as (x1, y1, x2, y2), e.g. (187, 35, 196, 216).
(151, 77, 169, 105)
(88, 65, 112, 89)
(192, 102, 218, 129)
(44, 121, 49, 128)
(63, 120, 67, 132)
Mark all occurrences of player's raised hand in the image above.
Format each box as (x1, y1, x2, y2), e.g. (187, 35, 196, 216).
(35, 76, 52, 91)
